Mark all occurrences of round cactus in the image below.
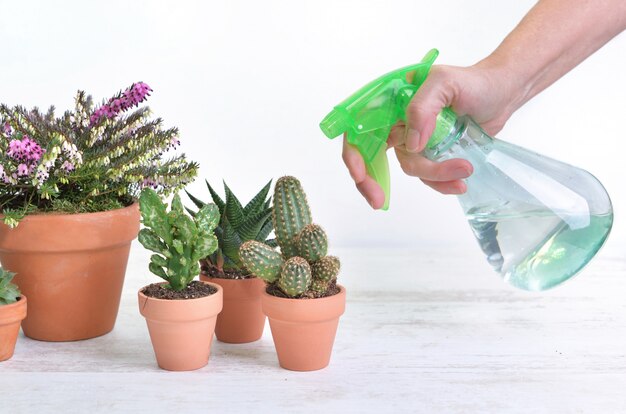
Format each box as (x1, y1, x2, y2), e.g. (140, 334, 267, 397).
(272, 176, 312, 259)
(239, 240, 283, 283)
(277, 256, 311, 297)
(296, 224, 328, 262)
(309, 278, 329, 294)
(311, 255, 340, 282)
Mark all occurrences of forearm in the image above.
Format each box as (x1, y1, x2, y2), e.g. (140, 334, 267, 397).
(478, 0, 626, 111)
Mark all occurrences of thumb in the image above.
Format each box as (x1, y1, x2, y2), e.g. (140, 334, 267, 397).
(404, 68, 456, 153)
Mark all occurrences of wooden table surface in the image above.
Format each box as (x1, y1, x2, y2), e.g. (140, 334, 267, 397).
(2, 242, 625, 414)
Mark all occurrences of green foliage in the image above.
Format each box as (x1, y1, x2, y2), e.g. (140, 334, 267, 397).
(238, 176, 340, 298)
(239, 240, 284, 283)
(272, 176, 312, 259)
(0, 85, 198, 228)
(186, 180, 273, 275)
(0, 268, 20, 305)
(138, 188, 219, 291)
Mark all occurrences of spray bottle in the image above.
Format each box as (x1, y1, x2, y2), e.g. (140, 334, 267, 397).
(319, 49, 613, 291)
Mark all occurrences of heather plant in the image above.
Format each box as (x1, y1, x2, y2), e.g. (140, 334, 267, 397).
(239, 176, 340, 298)
(0, 82, 198, 227)
(138, 188, 220, 291)
(0, 268, 20, 306)
(186, 180, 275, 278)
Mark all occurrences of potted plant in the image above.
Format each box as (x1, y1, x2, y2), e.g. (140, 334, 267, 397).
(186, 180, 274, 343)
(239, 176, 345, 371)
(0, 83, 198, 341)
(137, 188, 223, 371)
(0, 268, 27, 361)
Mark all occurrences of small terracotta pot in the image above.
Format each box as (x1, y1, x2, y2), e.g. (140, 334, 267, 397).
(138, 281, 223, 371)
(262, 285, 346, 371)
(200, 275, 265, 343)
(0, 204, 139, 342)
(0, 295, 27, 362)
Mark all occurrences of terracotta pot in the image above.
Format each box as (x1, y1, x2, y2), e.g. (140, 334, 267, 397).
(0, 204, 139, 341)
(200, 275, 265, 343)
(138, 281, 223, 371)
(0, 295, 27, 361)
(262, 285, 346, 371)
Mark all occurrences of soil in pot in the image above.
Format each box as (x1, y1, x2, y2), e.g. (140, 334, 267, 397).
(138, 281, 223, 371)
(200, 265, 266, 344)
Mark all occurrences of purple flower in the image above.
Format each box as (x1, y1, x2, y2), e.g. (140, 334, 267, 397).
(90, 82, 153, 126)
(3, 123, 12, 136)
(61, 160, 75, 172)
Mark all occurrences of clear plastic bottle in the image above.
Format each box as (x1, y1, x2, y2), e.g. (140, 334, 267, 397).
(424, 112, 613, 291)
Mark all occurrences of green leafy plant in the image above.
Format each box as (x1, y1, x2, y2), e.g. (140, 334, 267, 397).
(239, 176, 340, 298)
(138, 188, 220, 291)
(186, 180, 275, 278)
(0, 82, 198, 227)
(0, 268, 21, 305)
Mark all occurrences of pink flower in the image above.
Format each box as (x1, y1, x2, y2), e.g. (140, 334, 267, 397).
(17, 163, 29, 176)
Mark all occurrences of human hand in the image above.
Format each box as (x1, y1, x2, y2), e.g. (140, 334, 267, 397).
(343, 61, 522, 209)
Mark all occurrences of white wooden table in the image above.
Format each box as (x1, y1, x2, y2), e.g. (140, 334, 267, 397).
(2, 241, 625, 414)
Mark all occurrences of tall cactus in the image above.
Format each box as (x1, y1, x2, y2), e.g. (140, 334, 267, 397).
(138, 188, 220, 291)
(238, 176, 341, 298)
(272, 176, 312, 259)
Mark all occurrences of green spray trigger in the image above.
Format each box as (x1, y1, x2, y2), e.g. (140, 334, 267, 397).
(319, 48, 455, 210)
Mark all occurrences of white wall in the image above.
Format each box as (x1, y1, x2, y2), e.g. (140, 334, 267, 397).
(1, 0, 624, 248)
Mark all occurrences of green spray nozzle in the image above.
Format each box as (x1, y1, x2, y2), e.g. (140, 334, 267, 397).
(319, 48, 457, 210)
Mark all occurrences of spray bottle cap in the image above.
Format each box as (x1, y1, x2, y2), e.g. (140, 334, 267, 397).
(319, 49, 457, 209)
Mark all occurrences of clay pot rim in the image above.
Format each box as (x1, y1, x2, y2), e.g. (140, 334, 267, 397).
(262, 285, 346, 303)
(0, 201, 137, 222)
(0, 295, 27, 311)
(138, 280, 223, 303)
(0, 295, 27, 325)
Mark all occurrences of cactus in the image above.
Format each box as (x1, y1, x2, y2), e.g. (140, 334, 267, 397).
(138, 188, 220, 291)
(277, 257, 311, 297)
(272, 176, 312, 259)
(296, 224, 328, 262)
(0, 268, 20, 305)
(186, 180, 274, 276)
(311, 255, 340, 282)
(238, 176, 340, 298)
(239, 240, 284, 283)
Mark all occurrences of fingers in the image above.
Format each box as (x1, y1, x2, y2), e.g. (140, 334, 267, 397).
(394, 147, 473, 182)
(421, 179, 467, 195)
(404, 67, 457, 153)
(342, 137, 385, 209)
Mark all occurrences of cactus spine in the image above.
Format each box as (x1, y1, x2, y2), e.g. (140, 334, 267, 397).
(272, 176, 312, 259)
(238, 176, 340, 298)
(277, 257, 311, 297)
(239, 240, 284, 283)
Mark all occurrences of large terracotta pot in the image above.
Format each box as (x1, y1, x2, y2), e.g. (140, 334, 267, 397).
(0, 295, 27, 361)
(200, 275, 265, 343)
(0, 204, 139, 341)
(138, 281, 223, 371)
(262, 285, 346, 371)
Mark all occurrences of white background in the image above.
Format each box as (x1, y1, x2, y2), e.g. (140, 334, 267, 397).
(1, 0, 624, 249)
